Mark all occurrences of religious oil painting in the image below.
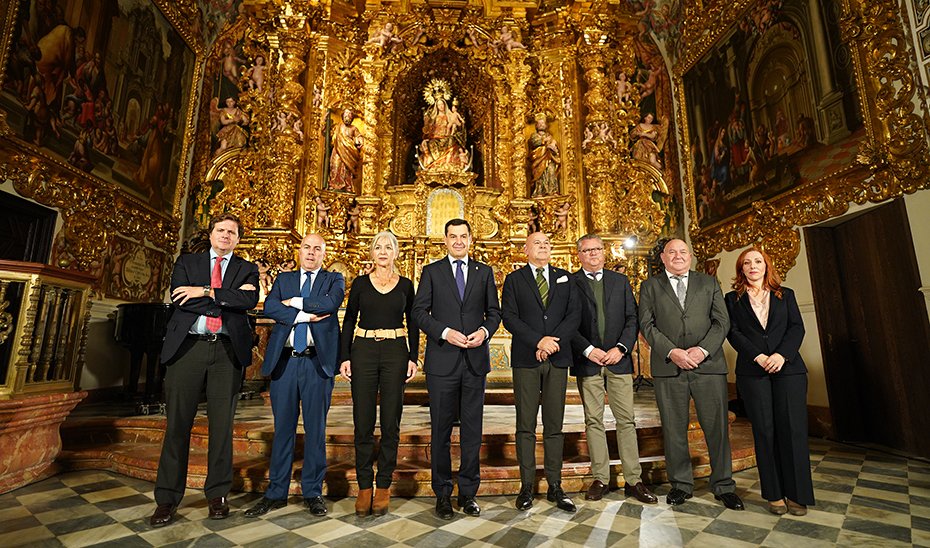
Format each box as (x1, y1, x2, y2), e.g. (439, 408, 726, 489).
(0, 0, 196, 215)
(682, 0, 863, 228)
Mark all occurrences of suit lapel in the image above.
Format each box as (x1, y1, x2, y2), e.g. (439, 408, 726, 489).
(603, 270, 616, 308)
(659, 274, 683, 311)
(682, 273, 698, 311)
(437, 259, 463, 305)
(522, 265, 545, 309)
(309, 269, 327, 298)
(462, 260, 479, 303)
(738, 291, 767, 331)
(222, 255, 242, 289)
(575, 270, 596, 305)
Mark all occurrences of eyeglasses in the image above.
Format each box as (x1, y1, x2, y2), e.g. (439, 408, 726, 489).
(580, 247, 604, 255)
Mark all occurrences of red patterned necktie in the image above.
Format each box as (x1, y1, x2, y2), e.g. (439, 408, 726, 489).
(205, 256, 224, 332)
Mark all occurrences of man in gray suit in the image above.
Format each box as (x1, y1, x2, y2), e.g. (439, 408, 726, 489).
(638, 239, 743, 510)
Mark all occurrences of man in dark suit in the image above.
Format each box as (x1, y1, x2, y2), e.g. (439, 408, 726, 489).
(413, 218, 500, 520)
(570, 234, 657, 504)
(501, 231, 580, 512)
(244, 233, 345, 518)
(638, 238, 743, 510)
(150, 213, 259, 527)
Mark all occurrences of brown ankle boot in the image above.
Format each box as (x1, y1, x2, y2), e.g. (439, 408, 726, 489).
(355, 488, 372, 517)
(372, 487, 391, 516)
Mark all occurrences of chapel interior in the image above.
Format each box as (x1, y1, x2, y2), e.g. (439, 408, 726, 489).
(1, 0, 930, 546)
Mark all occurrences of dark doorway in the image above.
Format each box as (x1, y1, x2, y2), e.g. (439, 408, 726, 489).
(0, 191, 57, 263)
(805, 198, 930, 457)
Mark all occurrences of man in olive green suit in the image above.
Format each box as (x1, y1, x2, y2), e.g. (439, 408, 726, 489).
(638, 239, 743, 510)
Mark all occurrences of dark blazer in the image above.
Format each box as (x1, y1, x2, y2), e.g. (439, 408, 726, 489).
(638, 270, 729, 377)
(262, 269, 345, 377)
(502, 264, 580, 369)
(413, 257, 501, 376)
(161, 252, 259, 367)
(725, 287, 807, 377)
(570, 269, 639, 376)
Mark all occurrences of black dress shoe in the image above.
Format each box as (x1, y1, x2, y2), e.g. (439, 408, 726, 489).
(624, 482, 658, 504)
(436, 495, 454, 520)
(585, 480, 610, 501)
(515, 486, 534, 510)
(458, 496, 480, 516)
(714, 492, 745, 510)
(666, 488, 693, 506)
(546, 484, 576, 513)
(244, 497, 287, 517)
(304, 496, 327, 515)
(208, 496, 229, 519)
(149, 503, 176, 527)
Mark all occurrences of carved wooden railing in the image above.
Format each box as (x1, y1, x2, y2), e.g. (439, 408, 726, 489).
(0, 261, 94, 399)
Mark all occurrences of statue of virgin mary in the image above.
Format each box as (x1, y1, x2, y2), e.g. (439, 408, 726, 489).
(417, 79, 471, 172)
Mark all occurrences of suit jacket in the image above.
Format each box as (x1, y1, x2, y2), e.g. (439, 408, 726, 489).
(412, 257, 501, 376)
(725, 287, 807, 377)
(638, 270, 729, 377)
(161, 251, 259, 367)
(261, 269, 345, 377)
(502, 264, 580, 369)
(570, 269, 639, 376)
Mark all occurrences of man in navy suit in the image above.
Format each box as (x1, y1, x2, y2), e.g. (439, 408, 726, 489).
(501, 231, 580, 512)
(570, 234, 657, 504)
(150, 213, 259, 528)
(413, 218, 500, 520)
(245, 233, 345, 517)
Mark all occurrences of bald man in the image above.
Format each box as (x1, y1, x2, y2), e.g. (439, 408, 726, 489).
(638, 239, 743, 510)
(245, 234, 345, 518)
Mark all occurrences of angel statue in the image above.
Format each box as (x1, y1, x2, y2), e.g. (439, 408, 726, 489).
(367, 22, 403, 53)
(418, 79, 470, 171)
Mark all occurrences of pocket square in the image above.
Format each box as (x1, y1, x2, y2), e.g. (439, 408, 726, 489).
(556, 275, 568, 283)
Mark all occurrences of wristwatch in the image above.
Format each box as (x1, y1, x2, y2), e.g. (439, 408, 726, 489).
(203, 285, 211, 297)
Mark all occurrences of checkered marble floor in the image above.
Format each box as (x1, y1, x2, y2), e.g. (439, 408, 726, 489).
(1, 439, 928, 547)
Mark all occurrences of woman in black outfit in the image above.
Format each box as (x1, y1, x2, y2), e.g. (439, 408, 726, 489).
(725, 247, 814, 516)
(340, 231, 418, 517)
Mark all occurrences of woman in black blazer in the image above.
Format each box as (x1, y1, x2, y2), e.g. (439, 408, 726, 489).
(725, 247, 814, 516)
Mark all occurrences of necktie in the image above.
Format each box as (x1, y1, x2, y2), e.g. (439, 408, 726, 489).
(536, 267, 549, 307)
(454, 260, 465, 300)
(672, 275, 686, 308)
(205, 257, 225, 332)
(294, 271, 313, 352)
(587, 271, 600, 281)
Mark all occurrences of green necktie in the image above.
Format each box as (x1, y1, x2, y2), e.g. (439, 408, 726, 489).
(536, 267, 549, 307)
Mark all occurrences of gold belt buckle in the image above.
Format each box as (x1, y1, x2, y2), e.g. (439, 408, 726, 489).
(374, 328, 389, 341)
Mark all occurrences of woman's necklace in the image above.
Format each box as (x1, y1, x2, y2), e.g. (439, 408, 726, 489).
(372, 272, 394, 289)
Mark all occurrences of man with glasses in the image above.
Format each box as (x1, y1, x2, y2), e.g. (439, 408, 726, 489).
(571, 235, 658, 504)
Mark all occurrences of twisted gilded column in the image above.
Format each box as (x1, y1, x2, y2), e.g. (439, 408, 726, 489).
(578, 45, 617, 235)
(359, 55, 388, 235)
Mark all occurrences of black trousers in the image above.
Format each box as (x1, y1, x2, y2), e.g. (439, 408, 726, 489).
(154, 338, 242, 505)
(513, 361, 568, 486)
(350, 337, 409, 489)
(737, 373, 815, 505)
(426, 359, 486, 498)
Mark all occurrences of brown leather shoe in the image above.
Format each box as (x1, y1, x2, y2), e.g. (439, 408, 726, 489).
(372, 487, 390, 516)
(208, 496, 229, 519)
(355, 488, 373, 517)
(150, 503, 176, 527)
(768, 500, 788, 515)
(624, 482, 658, 504)
(786, 499, 807, 516)
(585, 480, 610, 501)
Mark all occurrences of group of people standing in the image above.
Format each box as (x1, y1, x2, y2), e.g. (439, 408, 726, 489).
(148, 213, 815, 529)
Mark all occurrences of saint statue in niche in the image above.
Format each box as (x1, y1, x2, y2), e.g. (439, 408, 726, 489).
(327, 109, 363, 191)
(417, 79, 471, 172)
(529, 113, 561, 197)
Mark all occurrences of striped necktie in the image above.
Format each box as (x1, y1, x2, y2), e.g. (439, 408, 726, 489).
(536, 267, 549, 307)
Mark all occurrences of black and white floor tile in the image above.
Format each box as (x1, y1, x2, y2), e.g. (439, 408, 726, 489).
(1, 439, 928, 547)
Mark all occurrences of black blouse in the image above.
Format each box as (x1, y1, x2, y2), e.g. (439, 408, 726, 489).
(340, 275, 419, 362)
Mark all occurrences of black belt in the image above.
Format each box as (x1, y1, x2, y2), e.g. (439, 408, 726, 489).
(187, 333, 230, 342)
(290, 346, 317, 358)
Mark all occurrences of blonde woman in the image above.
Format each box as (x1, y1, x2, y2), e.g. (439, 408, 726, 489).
(340, 231, 418, 516)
